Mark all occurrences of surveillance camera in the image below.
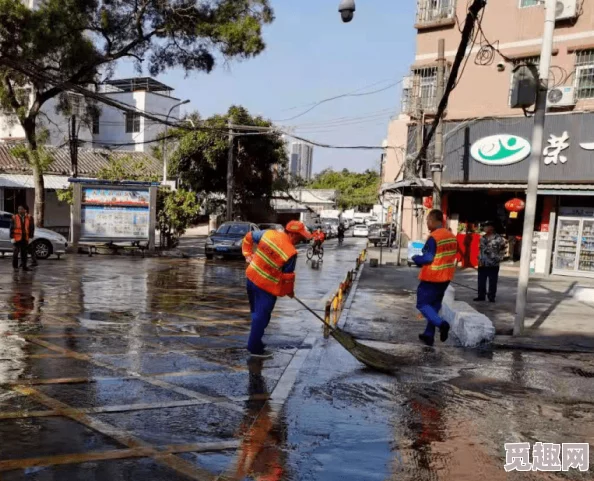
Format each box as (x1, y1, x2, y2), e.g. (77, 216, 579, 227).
(497, 62, 506, 72)
(338, 0, 355, 23)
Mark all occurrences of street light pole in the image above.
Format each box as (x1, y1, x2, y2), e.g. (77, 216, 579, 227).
(163, 99, 190, 183)
(514, 0, 556, 336)
(226, 118, 234, 221)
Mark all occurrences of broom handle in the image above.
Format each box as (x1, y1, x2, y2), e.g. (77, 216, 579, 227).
(293, 296, 336, 331)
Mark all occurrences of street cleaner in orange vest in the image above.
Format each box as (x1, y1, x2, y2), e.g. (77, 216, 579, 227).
(412, 209, 457, 347)
(242, 220, 312, 358)
(10, 205, 34, 272)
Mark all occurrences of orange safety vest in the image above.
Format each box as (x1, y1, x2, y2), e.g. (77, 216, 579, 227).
(12, 214, 32, 242)
(244, 230, 297, 297)
(419, 228, 458, 283)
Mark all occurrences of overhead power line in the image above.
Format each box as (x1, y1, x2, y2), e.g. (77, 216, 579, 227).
(0, 56, 398, 153)
(414, 0, 487, 174)
(273, 80, 403, 122)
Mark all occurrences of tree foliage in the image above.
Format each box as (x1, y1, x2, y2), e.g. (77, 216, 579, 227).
(0, 0, 274, 225)
(309, 168, 380, 210)
(172, 106, 287, 222)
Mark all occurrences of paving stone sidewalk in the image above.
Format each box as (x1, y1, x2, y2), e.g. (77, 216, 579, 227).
(345, 253, 594, 353)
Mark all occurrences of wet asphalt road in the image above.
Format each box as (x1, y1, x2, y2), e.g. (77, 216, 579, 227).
(0, 238, 593, 480)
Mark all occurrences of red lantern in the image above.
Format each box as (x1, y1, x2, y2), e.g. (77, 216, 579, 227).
(423, 196, 433, 209)
(505, 198, 525, 213)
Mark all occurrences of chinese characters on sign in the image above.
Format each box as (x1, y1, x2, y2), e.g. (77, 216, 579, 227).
(504, 442, 589, 472)
(81, 187, 150, 240)
(543, 131, 570, 165)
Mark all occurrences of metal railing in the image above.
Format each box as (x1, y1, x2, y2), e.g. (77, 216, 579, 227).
(575, 49, 594, 100)
(401, 67, 440, 115)
(322, 249, 367, 338)
(416, 0, 456, 25)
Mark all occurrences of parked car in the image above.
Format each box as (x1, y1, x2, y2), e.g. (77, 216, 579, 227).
(352, 224, 369, 238)
(365, 216, 378, 226)
(258, 223, 284, 232)
(205, 222, 259, 259)
(0, 211, 68, 259)
(368, 223, 396, 247)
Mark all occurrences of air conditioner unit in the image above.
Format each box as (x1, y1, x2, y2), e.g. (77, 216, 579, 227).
(547, 86, 576, 107)
(402, 76, 413, 90)
(556, 0, 577, 21)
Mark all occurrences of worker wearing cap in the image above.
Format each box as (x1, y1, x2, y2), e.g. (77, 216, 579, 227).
(242, 220, 312, 358)
(412, 209, 457, 347)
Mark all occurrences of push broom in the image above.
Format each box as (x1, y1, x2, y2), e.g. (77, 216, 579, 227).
(294, 296, 399, 373)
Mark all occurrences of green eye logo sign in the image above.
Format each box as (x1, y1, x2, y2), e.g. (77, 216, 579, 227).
(470, 135, 531, 166)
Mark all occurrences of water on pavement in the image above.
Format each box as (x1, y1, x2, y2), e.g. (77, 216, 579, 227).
(0, 238, 592, 480)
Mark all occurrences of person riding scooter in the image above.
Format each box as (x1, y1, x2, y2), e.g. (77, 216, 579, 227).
(312, 228, 326, 251)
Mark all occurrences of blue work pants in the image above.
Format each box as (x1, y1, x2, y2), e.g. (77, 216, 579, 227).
(416, 281, 450, 339)
(246, 279, 277, 354)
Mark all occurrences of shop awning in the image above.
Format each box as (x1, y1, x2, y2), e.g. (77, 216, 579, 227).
(380, 178, 434, 196)
(0, 174, 70, 189)
(271, 197, 309, 213)
(537, 185, 594, 196)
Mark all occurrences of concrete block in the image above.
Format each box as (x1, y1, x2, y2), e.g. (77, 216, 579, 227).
(571, 287, 594, 305)
(441, 289, 495, 348)
(443, 285, 455, 305)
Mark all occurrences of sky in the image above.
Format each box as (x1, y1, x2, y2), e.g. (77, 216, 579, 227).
(116, 0, 417, 174)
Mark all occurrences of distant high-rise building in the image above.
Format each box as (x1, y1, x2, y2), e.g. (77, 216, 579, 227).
(289, 142, 314, 181)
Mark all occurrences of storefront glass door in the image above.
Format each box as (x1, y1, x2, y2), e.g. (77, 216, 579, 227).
(554, 218, 580, 272)
(578, 220, 594, 273)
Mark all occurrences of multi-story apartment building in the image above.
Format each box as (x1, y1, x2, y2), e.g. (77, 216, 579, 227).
(0, 77, 184, 153)
(289, 142, 314, 181)
(384, 0, 594, 277)
(0, 77, 181, 228)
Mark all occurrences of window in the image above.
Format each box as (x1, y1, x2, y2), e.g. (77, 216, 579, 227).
(519, 0, 539, 7)
(509, 56, 540, 105)
(416, 0, 455, 24)
(0, 215, 10, 229)
(125, 113, 141, 133)
(575, 49, 594, 99)
(401, 67, 441, 114)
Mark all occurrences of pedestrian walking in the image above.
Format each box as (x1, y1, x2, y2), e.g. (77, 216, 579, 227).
(475, 221, 506, 303)
(10, 205, 34, 271)
(25, 206, 38, 267)
(412, 209, 457, 347)
(242, 220, 312, 358)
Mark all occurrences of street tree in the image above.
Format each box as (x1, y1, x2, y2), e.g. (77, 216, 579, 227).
(172, 106, 287, 222)
(309, 168, 380, 210)
(0, 0, 274, 225)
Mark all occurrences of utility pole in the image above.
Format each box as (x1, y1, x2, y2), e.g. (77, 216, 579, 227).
(226, 118, 234, 222)
(69, 115, 78, 178)
(432, 38, 446, 209)
(415, 113, 424, 240)
(514, 0, 556, 336)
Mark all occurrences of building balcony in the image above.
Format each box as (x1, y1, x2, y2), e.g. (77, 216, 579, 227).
(415, 0, 456, 29)
(400, 69, 440, 117)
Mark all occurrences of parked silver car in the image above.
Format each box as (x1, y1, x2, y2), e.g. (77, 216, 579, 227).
(0, 211, 68, 259)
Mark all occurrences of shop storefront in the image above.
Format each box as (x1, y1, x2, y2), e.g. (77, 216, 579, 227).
(436, 112, 594, 277)
(553, 205, 594, 277)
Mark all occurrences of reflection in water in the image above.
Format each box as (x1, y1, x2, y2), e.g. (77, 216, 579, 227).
(235, 358, 286, 481)
(407, 384, 445, 477)
(0, 277, 40, 383)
